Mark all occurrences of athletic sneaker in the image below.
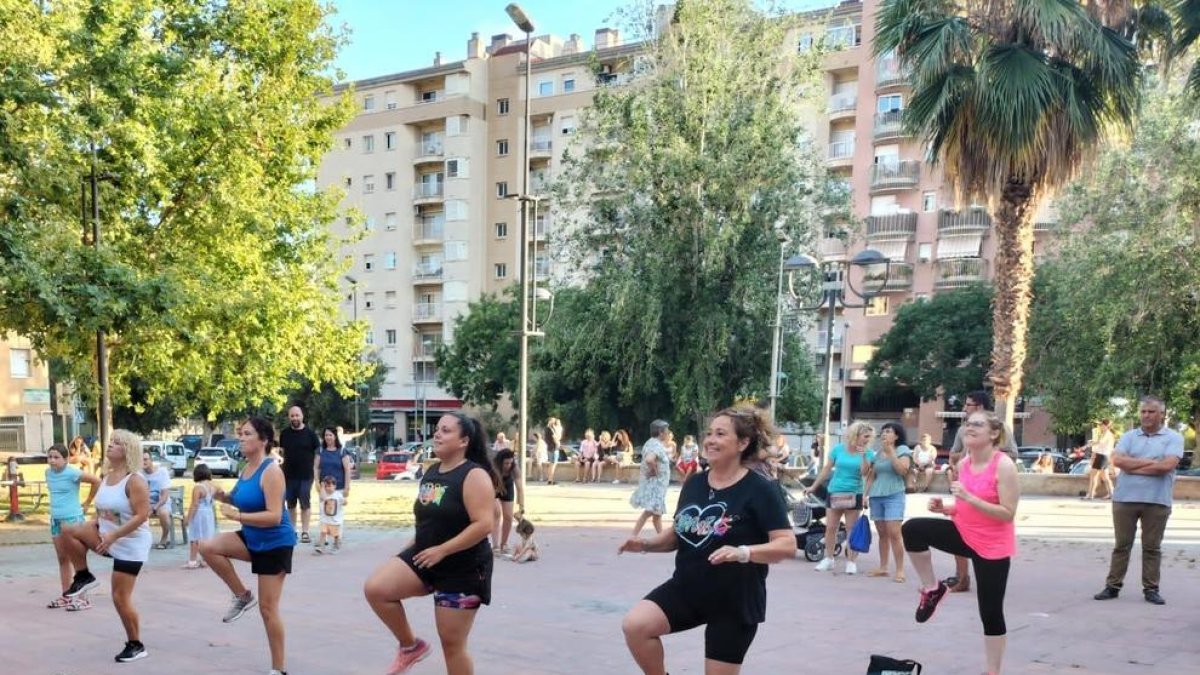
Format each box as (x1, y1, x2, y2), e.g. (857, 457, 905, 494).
(64, 572, 99, 598)
(66, 596, 93, 612)
(845, 561, 858, 575)
(814, 557, 834, 572)
(268, 670, 288, 675)
(222, 591, 257, 623)
(386, 638, 431, 674)
(115, 641, 148, 662)
(915, 581, 949, 623)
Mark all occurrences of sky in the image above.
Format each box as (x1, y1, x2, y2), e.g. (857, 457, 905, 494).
(329, 0, 840, 82)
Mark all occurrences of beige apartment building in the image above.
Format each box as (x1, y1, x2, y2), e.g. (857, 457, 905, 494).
(318, 0, 1059, 447)
(0, 334, 57, 454)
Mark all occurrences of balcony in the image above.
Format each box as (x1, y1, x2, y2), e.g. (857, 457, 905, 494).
(873, 110, 907, 141)
(413, 216, 445, 245)
(412, 340, 442, 360)
(1033, 220, 1058, 234)
(827, 92, 857, 119)
(416, 90, 444, 105)
(869, 160, 921, 192)
(937, 208, 991, 233)
(827, 139, 855, 166)
(530, 138, 552, 158)
(819, 236, 847, 260)
(413, 141, 444, 165)
(412, 263, 444, 283)
(865, 212, 918, 239)
(875, 59, 909, 90)
(412, 303, 443, 323)
(412, 182, 444, 204)
(534, 262, 550, 281)
(813, 331, 844, 353)
(935, 257, 988, 289)
(534, 216, 550, 240)
(863, 262, 914, 292)
(824, 24, 862, 50)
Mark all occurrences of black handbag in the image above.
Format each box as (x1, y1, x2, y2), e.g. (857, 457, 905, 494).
(867, 654, 923, 674)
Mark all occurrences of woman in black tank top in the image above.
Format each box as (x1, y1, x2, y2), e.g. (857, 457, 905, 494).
(490, 448, 524, 555)
(363, 413, 501, 674)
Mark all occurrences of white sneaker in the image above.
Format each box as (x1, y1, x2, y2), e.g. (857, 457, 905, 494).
(814, 557, 834, 572)
(845, 561, 858, 575)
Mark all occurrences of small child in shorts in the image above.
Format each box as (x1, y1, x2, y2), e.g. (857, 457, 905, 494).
(315, 475, 345, 554)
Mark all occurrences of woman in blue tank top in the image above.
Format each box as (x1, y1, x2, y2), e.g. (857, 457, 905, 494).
(200, 417, 295, 675)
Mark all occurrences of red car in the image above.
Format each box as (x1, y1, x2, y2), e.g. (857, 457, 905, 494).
(375, 452, 413, 481)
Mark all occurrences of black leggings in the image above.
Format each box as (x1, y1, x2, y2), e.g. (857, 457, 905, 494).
(902, 518, 1010, 636)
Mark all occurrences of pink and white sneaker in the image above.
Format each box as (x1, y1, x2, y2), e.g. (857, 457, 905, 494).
(386, 638, 431, 674)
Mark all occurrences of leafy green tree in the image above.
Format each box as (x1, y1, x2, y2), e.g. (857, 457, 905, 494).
(875, 0, 1143, 430)
(434, 288, 520, 409)
(555, 0, 843, 428)
(0, 0, 365, 425)
(864, 285, 994, 402)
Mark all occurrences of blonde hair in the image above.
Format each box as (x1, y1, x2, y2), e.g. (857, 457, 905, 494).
(598, 430, 612, 443)
(843, 421, 875, 449)
(970, 411, 1008, 449)
(106, 429, 141, 475)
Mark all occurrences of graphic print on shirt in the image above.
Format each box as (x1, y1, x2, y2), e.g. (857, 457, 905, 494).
(418, 482, 448, 506)
(675, 502, 735, 548)
(98, 509, 124, 526)
(323, 497, 340, 517)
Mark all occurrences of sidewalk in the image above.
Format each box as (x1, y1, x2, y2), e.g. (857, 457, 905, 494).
(5, 487, 1200, 674)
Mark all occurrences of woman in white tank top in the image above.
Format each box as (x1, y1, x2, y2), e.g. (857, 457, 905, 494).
(59, 430, 154, 663)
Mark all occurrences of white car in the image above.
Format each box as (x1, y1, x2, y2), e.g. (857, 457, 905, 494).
(141, 441, 189, 477)
(194, 447, 237, 478)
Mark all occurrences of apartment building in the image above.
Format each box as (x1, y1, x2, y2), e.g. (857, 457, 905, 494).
(317, 30, 635, 444)
(800, 0, 1057, 446)
(0, 334, 56, 454)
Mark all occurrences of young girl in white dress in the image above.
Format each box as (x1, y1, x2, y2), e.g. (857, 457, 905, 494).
(183, 464, 217, 569)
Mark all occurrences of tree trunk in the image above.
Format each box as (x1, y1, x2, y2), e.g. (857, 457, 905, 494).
(990, 177, 1041, 434)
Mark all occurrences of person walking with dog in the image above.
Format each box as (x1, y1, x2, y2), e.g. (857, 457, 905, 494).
(804, 421, 873, 575)
(619, 405, 794, 674)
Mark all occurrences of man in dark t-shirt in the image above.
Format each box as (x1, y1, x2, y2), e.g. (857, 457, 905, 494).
(279, 405, 321, 543)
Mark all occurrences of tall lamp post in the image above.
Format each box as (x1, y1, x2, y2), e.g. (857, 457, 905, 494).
(767, 232, 790, 425)
(785, 249, 889, 468)
(81, 146, 116, 452)
(345, 275, 360, 435)
(506, 3, 537, 502)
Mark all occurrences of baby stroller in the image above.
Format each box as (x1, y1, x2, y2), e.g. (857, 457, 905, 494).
(786, 488, 847, 562)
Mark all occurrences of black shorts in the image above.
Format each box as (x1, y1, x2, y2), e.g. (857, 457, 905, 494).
(645, 578, 759, 665)
(285, 479, 313, 510)
(1091, 454, 1109, 470)
(398, 546, 493, 606)
(112, 559, 144, 576)
(236, 531, 294, 575)
(497, 491, 515, 504)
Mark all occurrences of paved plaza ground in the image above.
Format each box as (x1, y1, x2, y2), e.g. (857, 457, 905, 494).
(3, 483, 1200, 674)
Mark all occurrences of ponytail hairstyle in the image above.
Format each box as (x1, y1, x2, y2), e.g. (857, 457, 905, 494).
(493, 448, 516, 496)
(106, 429, 142, 476)
(713, 404, 774, 464)
(449, 412, 502, 493)
(243, 416, 277, 455)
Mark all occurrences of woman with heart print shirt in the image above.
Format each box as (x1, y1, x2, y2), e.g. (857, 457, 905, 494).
(619, 405, 795, 674)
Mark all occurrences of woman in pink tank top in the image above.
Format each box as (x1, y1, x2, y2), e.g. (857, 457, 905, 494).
(900, 411, 1020, 675)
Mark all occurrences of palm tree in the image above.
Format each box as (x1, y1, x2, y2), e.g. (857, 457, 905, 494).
(875, 0, 1142, 430)
(1172, 0, 1200, 94)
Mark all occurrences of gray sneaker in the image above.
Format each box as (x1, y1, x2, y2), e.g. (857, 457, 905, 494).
(222, 591, 257, 623)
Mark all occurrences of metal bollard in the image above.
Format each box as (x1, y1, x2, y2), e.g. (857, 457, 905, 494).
(5, 478, 25, 522)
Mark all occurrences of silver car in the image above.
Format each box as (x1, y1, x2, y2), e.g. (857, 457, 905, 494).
(194, 447, 237, 477)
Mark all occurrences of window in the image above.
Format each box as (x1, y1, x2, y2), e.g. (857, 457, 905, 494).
(384, 212, 397, 230)
(344, 216, 353, 226)
(494, 263, 508, 279)
(496, 139, 509, 156)
(384, 252, 397, 270)
(865, 296, 889, 317)
(385, 290, 397, 307)
(385, 132, 396, 150)
(363, 292, 375, 310)
(362, 135, 374, 153)
(385, 90, 397, 109)
(365, 331, 375, 346)
(386, 329, 397, 345)
(413, 362, 438, 382)
(363, 254, 375, 271)
(561, 116, 577, 135)
(797, 33, 814, 52)
(877, 94, 903, 113)
(537, 80, 553, 96)
(851, 344, 877, 364)
(363, 175, 375, 193)
(918, 242, 932, 262)
(385, 172, 396, 191)
(444, 241, 467, 261)
(445, 200, 467, 221)
(494, 222, 508, 238)
(343, 137, 352, 150)
(363, 95, 375, 111)
(446, 158, 468, 178)
(343, 177, 352, 188)
(364, 216, 375, 231)
(420, 90, 438, 103)
(497, 98, 510, 115)
(496, 181, 509, 198)
(446, 115, 469, 135)
(923, 191, 937, 212)
(9, 348, 31, 378)
(562, 76, 576, 93)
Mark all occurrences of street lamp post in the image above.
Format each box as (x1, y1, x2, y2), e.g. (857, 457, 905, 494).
(767, 233, 790, 425)
(785, 249, 890, 469)
(81, 143, 115, 452)
(345, 275, 360, 434)
(506, 2, 537, 502)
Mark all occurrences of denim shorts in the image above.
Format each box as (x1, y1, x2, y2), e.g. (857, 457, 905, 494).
(868, 492, 906, 521)
(50, 515, 87, 536)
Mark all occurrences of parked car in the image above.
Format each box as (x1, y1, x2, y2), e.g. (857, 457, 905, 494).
(376, 451, 414, 481)
(194, 447, 237, 477)
(175, 434, 204, 457)
(141, 441, 189, 477)
(1016, 447, 1072, 473)
(215, 438, 243, 461)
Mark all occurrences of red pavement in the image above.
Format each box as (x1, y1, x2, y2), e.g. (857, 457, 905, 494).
(4, 498, 1200, 674)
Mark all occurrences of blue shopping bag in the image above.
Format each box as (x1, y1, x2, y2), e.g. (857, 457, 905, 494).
(849, 513, 872, 553)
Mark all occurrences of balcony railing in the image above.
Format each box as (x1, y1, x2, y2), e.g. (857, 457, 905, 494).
(814, 332, 844, 352)
(413, 216, 445, 243)
(413, 341, 442, 359)
(827, 92, 857, 116)
(875, 59, 909, 89)
(869, 160, 921, 191)
(827, 140, 855, 162)
(534, 262, 550, 280)
(412, 263, 444, 281)
(819, 237, 847, 260)
(863, 262, 914, 292)
(534, 217, 550, 239)
(825, 24, 862, 50)
(873, 110, 907, 140)
(865, 212, 918, 239)
(414, 141, 444, 161)
(530, 139, 552, 155)
(416, 91, 444, 104)
(412, 303, 443, 322)
(413, 182, 444, 200)
(937, 208, 992, 232)
(935, 258, 988, 288)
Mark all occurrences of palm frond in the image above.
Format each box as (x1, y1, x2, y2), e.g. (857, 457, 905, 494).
(1170, 0, 1200, 55)
(977, 44, 1059, 152)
